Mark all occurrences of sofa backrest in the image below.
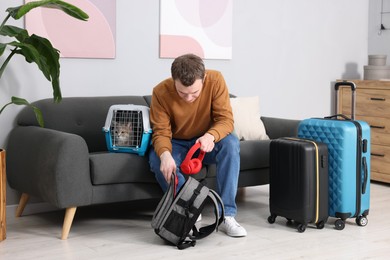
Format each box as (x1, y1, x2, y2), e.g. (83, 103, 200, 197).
(16, 96, 152, 152)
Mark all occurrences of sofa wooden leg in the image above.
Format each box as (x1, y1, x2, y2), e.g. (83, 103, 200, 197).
(61, 207, 77, 240)
(15, 193, 30, 217)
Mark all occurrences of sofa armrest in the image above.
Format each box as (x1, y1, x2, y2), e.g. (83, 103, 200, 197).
(6, 126, 92, 209)
(261, 116, 300, 139)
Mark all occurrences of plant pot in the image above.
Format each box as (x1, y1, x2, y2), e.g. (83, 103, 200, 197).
(0, 149, 6, 241)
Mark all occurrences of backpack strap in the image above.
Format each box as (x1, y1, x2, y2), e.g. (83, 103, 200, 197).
(172, 173, 179, 197)
(177, 240, 196, 250)
(177, 188, 225, 250)
(198, 190, 225, 234)
(208, 189, 225, 228)
(190, 189, 225, 240)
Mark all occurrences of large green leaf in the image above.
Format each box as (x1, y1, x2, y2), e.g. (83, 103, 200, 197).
(7, 0, 88, 21)
(12, 97, 44, 127)
(4, 35, 62, 102)
(0, 0, 87, 127)
(0, 25, 29, 42)
(0, 43, 5, 56)
(25, 35, 61, 102)
(7, 40, 51, 81)
(0, 97, 44, 127)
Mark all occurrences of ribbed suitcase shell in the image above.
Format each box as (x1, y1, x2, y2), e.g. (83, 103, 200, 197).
(298, 118, 370, 230)
(268, 137, 329, 232)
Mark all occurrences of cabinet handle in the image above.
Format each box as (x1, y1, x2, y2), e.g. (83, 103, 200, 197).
(370, 125, 386, 129)
(370, 97, 386, 101)
(371, 153, 385, 157)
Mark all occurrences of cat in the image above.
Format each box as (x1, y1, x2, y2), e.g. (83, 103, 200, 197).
(112, 121, 134, 146)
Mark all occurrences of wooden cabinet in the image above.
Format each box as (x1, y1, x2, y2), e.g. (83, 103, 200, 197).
(337, 80, 390, 184)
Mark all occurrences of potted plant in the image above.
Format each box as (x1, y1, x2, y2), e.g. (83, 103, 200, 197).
(0, 0, 88, 241)
(0, 0, 89, 125)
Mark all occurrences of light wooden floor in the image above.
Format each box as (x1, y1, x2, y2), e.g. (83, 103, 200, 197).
(1, 182, 390, 260)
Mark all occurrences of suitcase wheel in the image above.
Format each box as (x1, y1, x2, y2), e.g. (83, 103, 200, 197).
(267, 214, 276, 224)
(335, 219, 345, 230)
(356, 216, 368, 227)
(316, 221, 325, 229)
(297, 224, 306, 233)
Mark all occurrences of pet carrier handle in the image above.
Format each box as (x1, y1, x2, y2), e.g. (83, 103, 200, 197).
(334, 81, 357, 120)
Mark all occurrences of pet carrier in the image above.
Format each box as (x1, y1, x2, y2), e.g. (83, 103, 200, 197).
(103, 104, 152, 156)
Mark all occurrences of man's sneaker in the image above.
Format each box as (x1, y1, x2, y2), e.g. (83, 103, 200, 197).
(219, 216, 247, 237)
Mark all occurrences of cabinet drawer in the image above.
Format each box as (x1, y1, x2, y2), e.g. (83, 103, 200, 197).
(371, 171, 390, 183)
(371, 144, 390, 176)
(340, 88, 390, 117)
(356, 115, 390, 145)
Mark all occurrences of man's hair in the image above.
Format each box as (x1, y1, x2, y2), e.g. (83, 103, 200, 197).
(171, 54, 205, 86)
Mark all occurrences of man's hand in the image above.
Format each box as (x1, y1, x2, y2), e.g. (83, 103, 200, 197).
(197, 133, 215, 153)
(159, 151, 176, 183)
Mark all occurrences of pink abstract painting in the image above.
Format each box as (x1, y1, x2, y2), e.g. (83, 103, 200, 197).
(25, 0, 116, 59)
(160, 0, 232, 60)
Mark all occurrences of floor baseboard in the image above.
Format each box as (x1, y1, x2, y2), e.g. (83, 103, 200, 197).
(6, 202, 58, 220)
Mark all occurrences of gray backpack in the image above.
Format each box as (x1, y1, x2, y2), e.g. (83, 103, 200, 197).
(151, 174, 224, 250)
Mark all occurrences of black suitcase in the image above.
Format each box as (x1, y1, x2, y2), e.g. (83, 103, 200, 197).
(268, 137, 329, 232)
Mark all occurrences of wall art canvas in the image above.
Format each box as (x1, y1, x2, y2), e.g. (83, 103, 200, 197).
(160, 0, 232, 59)
(25, 0, 116, 58)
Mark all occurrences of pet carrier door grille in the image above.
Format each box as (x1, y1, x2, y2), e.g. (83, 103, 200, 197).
(103, 104, 152, 156)
(111, 109, 143, 148)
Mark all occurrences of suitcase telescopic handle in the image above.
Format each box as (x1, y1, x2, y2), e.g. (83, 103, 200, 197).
(334, 81, 357, 120)
(334, 81, 357, 91)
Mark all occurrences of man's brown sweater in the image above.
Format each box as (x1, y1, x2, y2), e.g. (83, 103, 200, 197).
(150, 70, 234, 157)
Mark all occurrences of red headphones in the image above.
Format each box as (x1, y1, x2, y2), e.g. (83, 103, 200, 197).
(180, 142, 205, 174)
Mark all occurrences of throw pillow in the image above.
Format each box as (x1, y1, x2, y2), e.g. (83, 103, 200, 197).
(230, 96, 269, 141)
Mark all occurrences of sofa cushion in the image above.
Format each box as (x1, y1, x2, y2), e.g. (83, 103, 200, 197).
(90, 152, 156, 185)
(90, 152, 209, 185)
(239, 140, 271, 170)
(230, 96, 269, 141)
(203, 140, 270, 178)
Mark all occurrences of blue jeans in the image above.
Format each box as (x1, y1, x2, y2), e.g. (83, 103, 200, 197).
(148, 134, 240, 217)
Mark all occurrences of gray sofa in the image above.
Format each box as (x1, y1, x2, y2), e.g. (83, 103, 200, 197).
(6, 95, 299, 239)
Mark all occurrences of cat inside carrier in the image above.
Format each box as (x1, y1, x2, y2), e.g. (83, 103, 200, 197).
(103, 104, 152, 156)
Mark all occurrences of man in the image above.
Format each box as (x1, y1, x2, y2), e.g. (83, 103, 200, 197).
(149, 53, 247, 237)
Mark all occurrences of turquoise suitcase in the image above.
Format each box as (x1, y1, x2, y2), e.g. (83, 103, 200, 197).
(298, 81, 370, 230)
